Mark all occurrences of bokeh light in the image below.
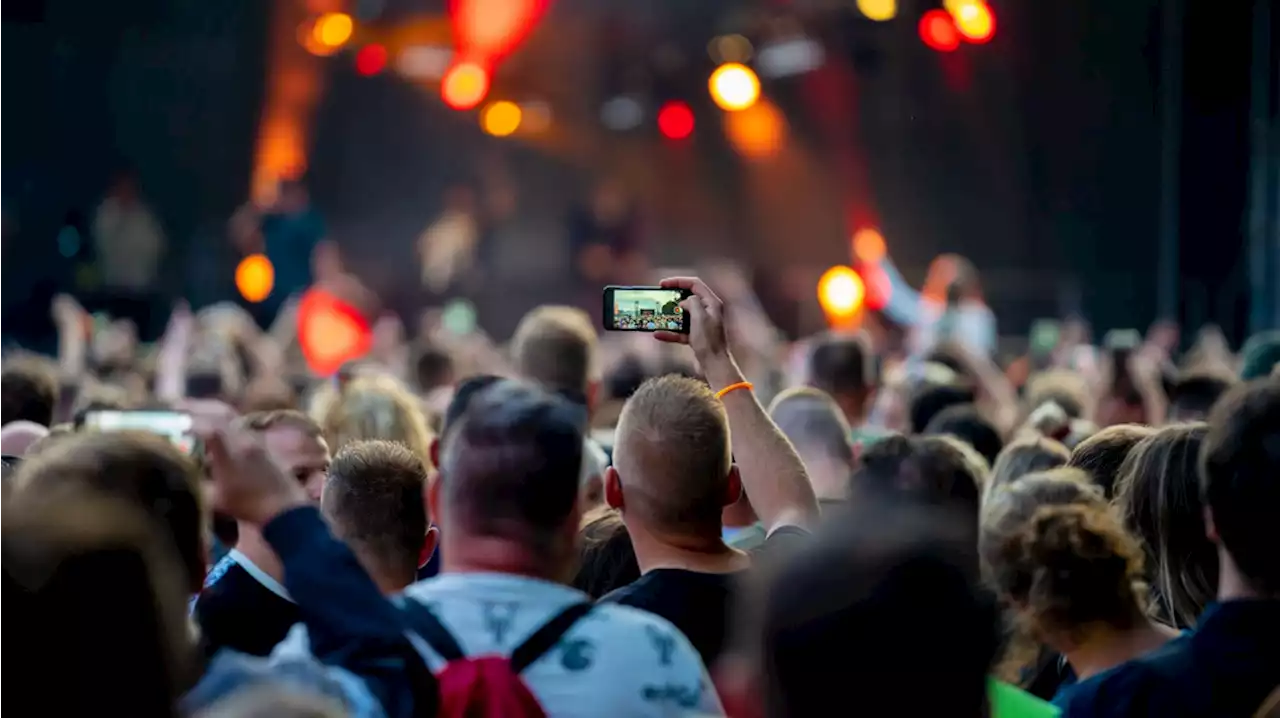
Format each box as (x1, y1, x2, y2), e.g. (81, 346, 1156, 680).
(856, 0, 897, 22)
(724, 100, 786, 160)
(355, 44, 388, 76)
(708, 34, 754, 63)
(920, 10, 961, 52)
(235, 254, 275, 303)
(313, 13, 354, 49)
(657, 101, 695, 140)
(298, 288, 373, 376)
(709, 63, 761, 112)
(818, 265, 866, 320)
(441, 61, 490, 110)
(852, 228, 887, 263)
(481, 100, 523, 136)
(953, 0, 996, 43)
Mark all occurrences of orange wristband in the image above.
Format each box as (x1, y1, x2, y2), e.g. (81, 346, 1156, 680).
(714, 381, 754, 400)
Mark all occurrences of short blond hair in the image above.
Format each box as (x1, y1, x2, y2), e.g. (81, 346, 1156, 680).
(317, 375, 434, 469)
(614, 375, 731, 531)
(511, 306, 598, 397)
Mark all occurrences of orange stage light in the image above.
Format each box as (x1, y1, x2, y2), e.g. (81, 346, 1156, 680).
(441, 61, 490, 110)
(709, 63, 761, 112)
(450, 0, 548, 63)
(314, 12, 354, 49)
(297, 288, 373, 376)
(235, 254, 275, 303)
(852, 228, 887, 263)
(724, 100, 785, 159)
(818, 266, 866, 321)
(953, 0, 996, 43)
(481, 100, 522, 136)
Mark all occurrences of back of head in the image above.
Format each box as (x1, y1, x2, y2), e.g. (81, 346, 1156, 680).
(442, 374, 504, 435)
(4, 493, 193, 717)
(924, 403, 1004, 467)
(746, 501, 996, 718)
(908, 382, 976, 435)
(322, 440, 429, 583)
(12, 431, 206, 593)
(980, 469, 1145, 640)
(440, 381, 584, 556)
(319, 374, 434, 468)
(768, 387, 855, 465)
(511, 305, 598, 402)
(614, 375, 732, 535)
(413, 344, 455, 395)
(1167, 369, 1237, 423)
(1113, 423, 1216, 628)
(1025, 370, 1090, 421)
(572, 506, 639, 599)
(2, 357, 58, 427)
(1067, 423, 1155, 498)
(1200, 378, 1280, 595)
(989, 436, 1071, 497)
(805, 332, 874, 408)
(850, 433, 983, 529)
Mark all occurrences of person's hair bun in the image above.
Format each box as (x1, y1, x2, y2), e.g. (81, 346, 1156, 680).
(1010, 504, 1143, 634)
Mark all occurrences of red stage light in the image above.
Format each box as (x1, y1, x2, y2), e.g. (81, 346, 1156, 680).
(297, 288, 373, 376)
(920, 10, 961, 52)
(657, 101, 695, 140)
(449, 0, 548, 64)
(355, 44, 388, 76)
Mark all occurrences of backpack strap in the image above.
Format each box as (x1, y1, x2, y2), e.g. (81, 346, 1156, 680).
(509, 602, 592, 673)
(399, 598, 465, 662)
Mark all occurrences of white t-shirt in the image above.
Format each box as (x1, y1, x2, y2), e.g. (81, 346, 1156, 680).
(273, 572, 722, 717)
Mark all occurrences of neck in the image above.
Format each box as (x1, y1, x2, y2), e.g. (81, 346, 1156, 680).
(235, 523, 283, 581)
(440, 534, 569, 584)
(1217, 549, 1272, 602)
(836, 395, 867, 428)
(625, 517, 749, 574)
(1060, 616, 1176, 681)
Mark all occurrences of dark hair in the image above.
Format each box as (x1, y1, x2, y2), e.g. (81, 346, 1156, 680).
(1113, 423, 1216, 628)
(1200, 379, 1280, 594)
(981, 470, 1145, 641)
(572, 507, 640, 599)
(747, 501, 997, 718)
(323, 440, 429, 580)
(850, 433, 982, 528)
(2, 358, 58, 427)
(807, 333, 875, 398)
(604, 355, 650, 401)
(1167, 370, 1236, 422)
(441, 375, 504, 435)
(12, 431, 206, 593)
(439, 381, 584, 551)
(413, 345, 454, 394)
(988, 436, 1071, 497)
(909, 382, 976, 435)
(1067, 423, 1155, 499)
(924, 403, 1003, 467)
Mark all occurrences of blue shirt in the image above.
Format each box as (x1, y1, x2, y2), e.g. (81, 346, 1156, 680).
(1060, 601, 1280, 717)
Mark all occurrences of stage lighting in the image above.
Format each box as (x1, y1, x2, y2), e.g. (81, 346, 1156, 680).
(235, 254, 275, 303)
(355, 44, 388, 76)
(441, 61, 490, 110)
(657, 101, 695, 140)
(481, 101, 522, 136)
(709, 63, 761, 112)
(818, 266, 866, 320)
(314, 12, 354, 49)
(920, 10, 961, 52)
(856, 0, 897, 21)
(953, 0, 996, 43)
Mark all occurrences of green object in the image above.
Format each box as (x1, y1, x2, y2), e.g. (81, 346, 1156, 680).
(1029, 319, 1061, 356)
(989, 679, 1060, 718)
(441, 299, 477, 336)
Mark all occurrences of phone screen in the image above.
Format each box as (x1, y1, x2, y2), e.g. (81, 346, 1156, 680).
(603, 286, 690, 333)
(83, 410, 196, 454)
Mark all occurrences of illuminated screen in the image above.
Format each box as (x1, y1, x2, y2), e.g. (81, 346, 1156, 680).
(610, 289, 686, 331)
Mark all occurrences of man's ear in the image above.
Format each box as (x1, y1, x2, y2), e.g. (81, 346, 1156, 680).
(723, 464, 743, 508)
(604, 466, 625, 510)
(429, 437, 440, 471)
(427, 475, 443, 526)
(419, 526, 440, 569)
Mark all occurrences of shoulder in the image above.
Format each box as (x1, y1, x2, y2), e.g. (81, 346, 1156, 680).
(580, 602, 705, 666)
(754, 525, 811, 560)
(1060, 638, 1191, 717)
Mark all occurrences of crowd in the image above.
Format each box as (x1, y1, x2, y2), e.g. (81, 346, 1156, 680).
(2, 265, 1279, 718)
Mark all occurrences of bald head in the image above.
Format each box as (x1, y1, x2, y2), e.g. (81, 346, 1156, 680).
(613, 375, 733, 533)
(768, 388, 854, 464)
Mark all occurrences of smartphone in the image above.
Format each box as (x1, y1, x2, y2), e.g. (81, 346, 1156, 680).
(603, 286, 691, 333)
(82, 410, 196, 455)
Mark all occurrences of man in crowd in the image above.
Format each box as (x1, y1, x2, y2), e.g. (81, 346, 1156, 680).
(601, 276, 819, 666)
(768, 387, 856, 511)
(277, 380, 721, 716)
(1062, 378, 1280, 717)
(195, 409, 332, 656)
(804, 332, 878, 442)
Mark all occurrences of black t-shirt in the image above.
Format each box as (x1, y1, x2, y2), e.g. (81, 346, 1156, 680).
(599, 526, 810, 667)
(194, 561, 300, 657)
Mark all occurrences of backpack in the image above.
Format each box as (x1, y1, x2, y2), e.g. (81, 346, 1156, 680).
(399, 599, 593, 718)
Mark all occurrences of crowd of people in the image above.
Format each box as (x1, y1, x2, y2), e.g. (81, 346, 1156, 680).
(2, 265, 1279, 717)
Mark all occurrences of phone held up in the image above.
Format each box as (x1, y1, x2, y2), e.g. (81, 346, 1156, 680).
(602, 285, 691, 334)
(81, 409, 197, 455)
